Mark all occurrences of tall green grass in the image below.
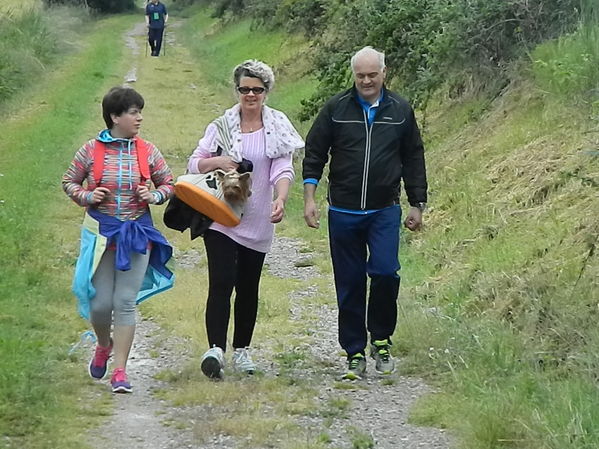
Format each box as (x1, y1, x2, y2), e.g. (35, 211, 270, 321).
(0, 0, 40, 13)
(0, 15, 135, 449)
(401, 67, 599, 449)
(0, 6, 91, 106)
(532, 2, 599, 107)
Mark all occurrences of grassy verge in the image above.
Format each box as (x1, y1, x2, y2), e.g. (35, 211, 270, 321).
(398, 16, 599, 449)
(0, 14, 139, 449)
(401, 73, 599, 449)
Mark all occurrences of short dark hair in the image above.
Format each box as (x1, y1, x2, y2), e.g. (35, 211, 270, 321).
(101, 86, 145, 129)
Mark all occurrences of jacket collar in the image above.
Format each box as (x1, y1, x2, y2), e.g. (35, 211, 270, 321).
(350, 85, 387, 105)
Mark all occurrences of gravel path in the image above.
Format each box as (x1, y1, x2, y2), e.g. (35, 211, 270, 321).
(262, 237, 452, 449)
(86, 237, 451, 449)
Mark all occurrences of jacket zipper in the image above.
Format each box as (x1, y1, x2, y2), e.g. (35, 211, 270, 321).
(361, 109, 373, 210)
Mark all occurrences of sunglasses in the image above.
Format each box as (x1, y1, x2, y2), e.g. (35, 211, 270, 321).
(237, 86, 266, 95)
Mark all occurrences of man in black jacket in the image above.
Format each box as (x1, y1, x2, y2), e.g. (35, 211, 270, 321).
(302, 46, 427, 380)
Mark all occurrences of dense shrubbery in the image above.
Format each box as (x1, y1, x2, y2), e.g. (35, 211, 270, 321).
(204, 0, 595, 116)
(42, 0, 135, 12)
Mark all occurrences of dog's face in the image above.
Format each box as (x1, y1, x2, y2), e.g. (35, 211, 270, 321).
(214, 169, 252, 204)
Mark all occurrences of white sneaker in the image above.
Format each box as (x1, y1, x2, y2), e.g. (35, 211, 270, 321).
(232, 347, 256, 374)
(201, 346, 225, 379)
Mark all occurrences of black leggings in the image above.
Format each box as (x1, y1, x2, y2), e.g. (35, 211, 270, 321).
(203, 229, 266, 350)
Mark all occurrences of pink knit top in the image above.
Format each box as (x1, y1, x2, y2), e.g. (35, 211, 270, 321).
(187, 124, 294, 253)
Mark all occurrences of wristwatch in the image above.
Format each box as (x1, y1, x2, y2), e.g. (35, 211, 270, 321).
(413, 202, 427, 212)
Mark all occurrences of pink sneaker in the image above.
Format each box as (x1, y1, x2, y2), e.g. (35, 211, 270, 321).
(88, 340, 112, 379)
(111, 368, 132, 393)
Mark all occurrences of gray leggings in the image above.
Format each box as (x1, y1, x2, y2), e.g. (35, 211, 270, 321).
(91, 249, 150, 326)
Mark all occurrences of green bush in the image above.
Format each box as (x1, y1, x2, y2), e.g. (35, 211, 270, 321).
(212, 0, 245, 18)
(200, 0, 585, 116)
(87, 0, 135, 12)
(306, 0, 583, 114)
(274, 0, 327, 34)
(532, 0, 599, 103)
(42, 0, 85, 5)
(42, 0, 135, 11)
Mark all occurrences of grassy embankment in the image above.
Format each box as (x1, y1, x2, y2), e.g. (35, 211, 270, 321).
(0, 8, 145, 448)
(399, 24, 599, 449)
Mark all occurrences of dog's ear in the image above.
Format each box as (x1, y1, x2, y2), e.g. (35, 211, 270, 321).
(214, 169, 226, 182)
(238, 172, 252, 198)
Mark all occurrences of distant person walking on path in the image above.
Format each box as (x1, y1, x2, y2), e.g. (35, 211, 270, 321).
(187, 60, 304, 379)
(302, 46, 427, 380)
(145, 0, 168, 57)
(62, 86, 175, 393)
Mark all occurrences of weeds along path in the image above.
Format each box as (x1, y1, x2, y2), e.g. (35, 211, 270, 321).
(84, 18, 452, 449)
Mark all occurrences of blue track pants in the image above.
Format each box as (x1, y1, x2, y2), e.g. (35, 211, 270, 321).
(328, 206, 401, 356)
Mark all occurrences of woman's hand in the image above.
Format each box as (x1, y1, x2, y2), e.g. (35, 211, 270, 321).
(136, 184, 156, 203)
(271, 197, 286, 223)
(217, 156, 240, 172)
(197, 156, 240, 174)
(88, 187, 111, 205)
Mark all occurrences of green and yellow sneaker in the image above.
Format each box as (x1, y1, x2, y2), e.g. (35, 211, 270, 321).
(370, 339, 395, 375)
(342, 353, 366, 380)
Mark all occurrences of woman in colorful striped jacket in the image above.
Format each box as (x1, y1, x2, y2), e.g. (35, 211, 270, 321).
(62, 86, 175, 394)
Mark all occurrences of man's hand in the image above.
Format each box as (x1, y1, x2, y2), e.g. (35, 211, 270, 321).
(303, 183, 320, 228)
(304, 199, 320, 228)
(404, 207, 423, 231)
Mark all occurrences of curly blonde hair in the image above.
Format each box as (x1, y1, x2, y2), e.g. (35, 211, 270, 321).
(232, 59, 275, 92)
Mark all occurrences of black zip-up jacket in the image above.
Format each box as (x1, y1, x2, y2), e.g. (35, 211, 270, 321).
(302, 86, 427, 210)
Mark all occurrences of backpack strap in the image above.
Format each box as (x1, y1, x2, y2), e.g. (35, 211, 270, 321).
(92, 141, 106, 186)
(134, 137, 151, 183)
(92, 138, 151, 185)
